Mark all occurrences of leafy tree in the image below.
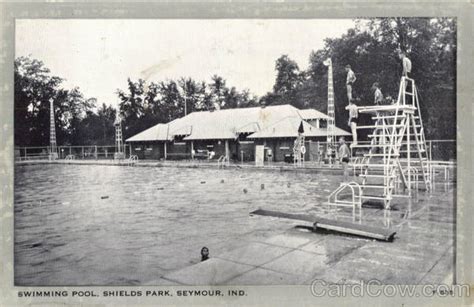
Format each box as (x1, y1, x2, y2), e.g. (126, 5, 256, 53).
(14, 56, 99, 146)
(273, 55, 302, 98)
(264, 55, 304, 107)
(306, 18, 455, 139)
(362, 18, 455, 139)
(117, 78, 157, 139)
(178, 77, 203, 115)
(157, 80, 182, 122)
(209, 75, 227, 110)
(68, 102, 116, 146)
(15, 56, 61, 146)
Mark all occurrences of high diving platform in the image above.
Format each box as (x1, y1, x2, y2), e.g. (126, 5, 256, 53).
(251, 76, 430, 240)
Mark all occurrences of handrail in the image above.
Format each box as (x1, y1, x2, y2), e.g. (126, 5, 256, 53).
(327, 181, 362, 221)
(217, 155, 229, 168)
(401, 166, 419, 191)
(430, 160, 456, 166)
(351, 157, 361, 176)
(128, 155, 139, 166)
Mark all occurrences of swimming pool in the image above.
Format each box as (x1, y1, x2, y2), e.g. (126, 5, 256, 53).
(14, 163, 456, 285)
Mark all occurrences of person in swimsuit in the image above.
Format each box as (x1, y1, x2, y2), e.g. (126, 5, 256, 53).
(345, 98, 359, 147)
(345, 64, 357, 104)
(338, 137, 351, 183)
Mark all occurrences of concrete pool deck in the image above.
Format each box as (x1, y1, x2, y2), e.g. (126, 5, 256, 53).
(149, 206, 454, 286)
(149, 181, 456, 286)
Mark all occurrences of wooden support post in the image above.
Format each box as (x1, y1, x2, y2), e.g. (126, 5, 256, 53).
(225, 140, 229, 162)
(316, 140, 320, 164)
(263, 140, 267, 166)
(191, 141, 194, 160)
(164, 142, 167, 160)
(95, 145, 98, 160)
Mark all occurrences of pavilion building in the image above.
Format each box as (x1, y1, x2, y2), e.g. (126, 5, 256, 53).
(125, 104, 350, 162)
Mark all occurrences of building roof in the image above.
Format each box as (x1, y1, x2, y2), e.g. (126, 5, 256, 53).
(126, 104, 349, 142)
(126, 124, 169, 142)
(182, 105, 298, 140)
(248, 116, 350, 139)
(298, 109, 331, 120)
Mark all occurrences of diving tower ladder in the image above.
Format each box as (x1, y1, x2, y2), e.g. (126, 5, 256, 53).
(49, 98, 58, 160)
(330, 77, 431, 210)
(323, 58, 337, 150)
(114, 114, 125, 160)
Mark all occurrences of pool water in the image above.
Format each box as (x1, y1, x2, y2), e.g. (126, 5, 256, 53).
(14, 164, 456, 285)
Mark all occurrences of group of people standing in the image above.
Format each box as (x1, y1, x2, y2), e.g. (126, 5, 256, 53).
(337, 50, 412, 183)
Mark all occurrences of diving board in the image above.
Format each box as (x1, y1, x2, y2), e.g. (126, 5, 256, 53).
(250, 209, 396, 242)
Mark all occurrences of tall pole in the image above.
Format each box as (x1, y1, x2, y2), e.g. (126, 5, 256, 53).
(323, 58, 336, 148)
(49, 98, 58, 160)
(114, 113, 124, 159)
(184, 81, 187, 116)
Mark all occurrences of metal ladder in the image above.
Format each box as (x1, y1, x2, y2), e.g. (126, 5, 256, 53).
(114, 115, 125, 160)
(354, 106, 404, 209)
(49, 99, 58, 160)
(396, 77, 431, 191)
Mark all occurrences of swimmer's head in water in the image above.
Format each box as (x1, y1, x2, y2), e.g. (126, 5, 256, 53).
(201, 247, 209, 261)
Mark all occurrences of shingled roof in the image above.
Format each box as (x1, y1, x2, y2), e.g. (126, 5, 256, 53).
(298, 108, 331, 120)
(248, 116, 350, 139)
(126, 124, 169, 142)
(126, 104, 349, 142)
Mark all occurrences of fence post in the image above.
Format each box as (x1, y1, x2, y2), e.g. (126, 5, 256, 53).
(428, 140, 432, 161)
(95, 145, 98, 160)
(82, 146, 84, 159)
(317, 141, 320, 163)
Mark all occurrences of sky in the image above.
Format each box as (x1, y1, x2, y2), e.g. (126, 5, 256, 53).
(16, 19, 355, 108)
